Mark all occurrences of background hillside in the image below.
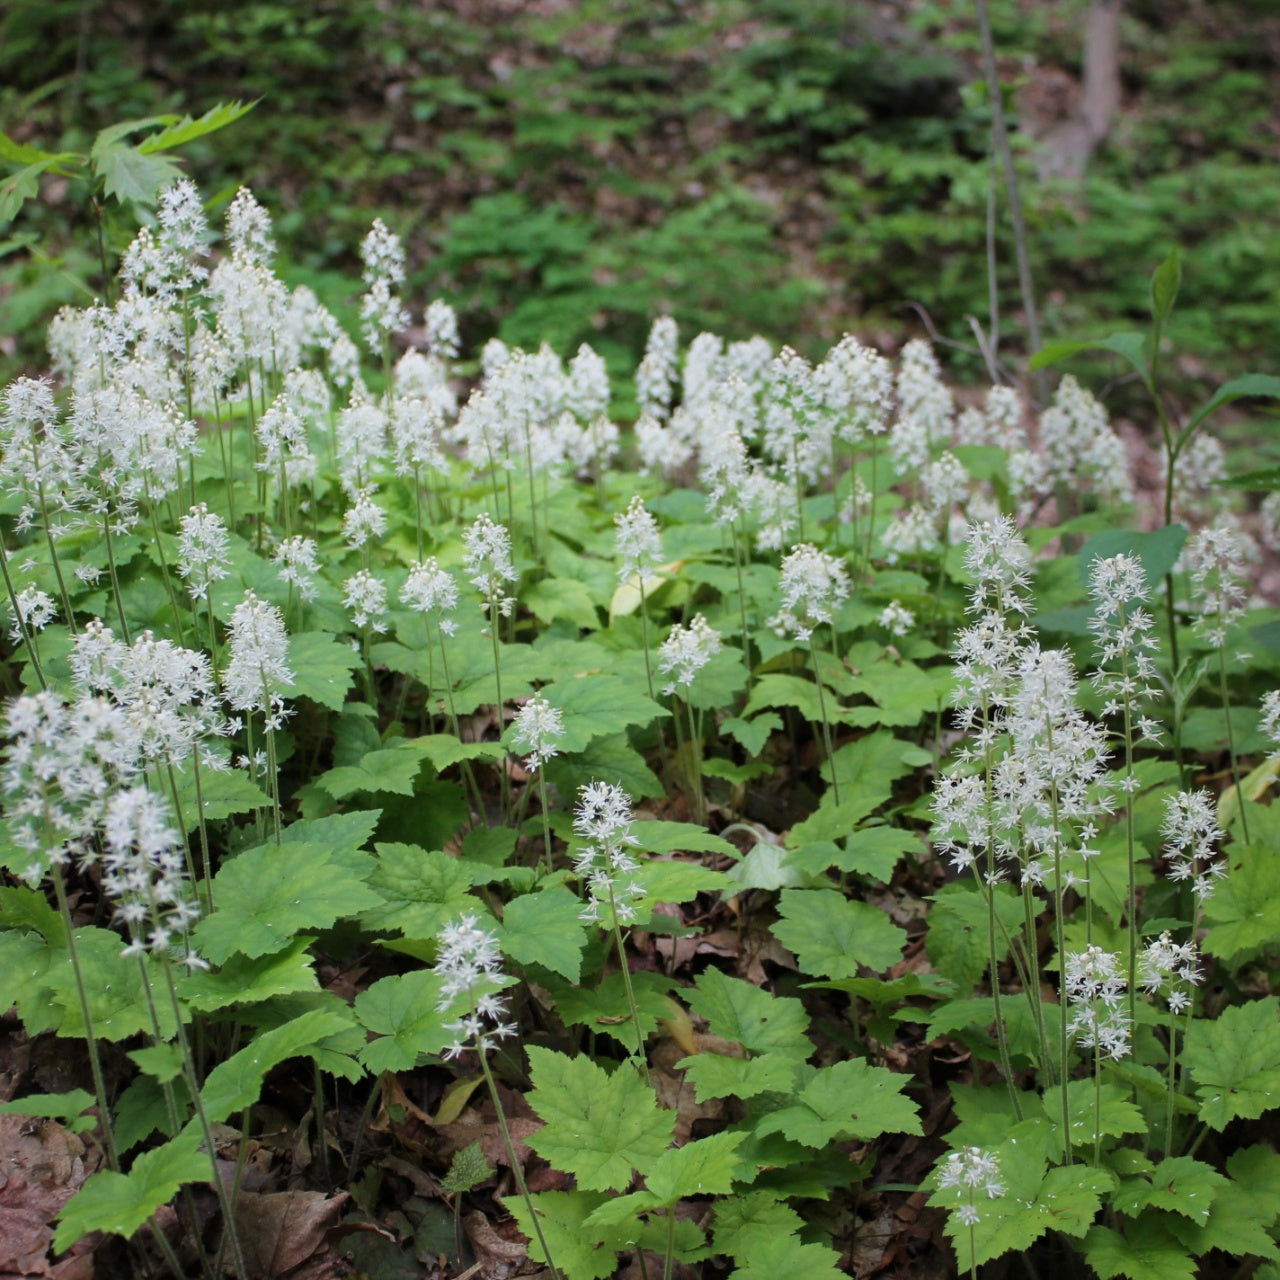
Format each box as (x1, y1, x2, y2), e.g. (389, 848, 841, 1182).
(3, 0, 1279, 402)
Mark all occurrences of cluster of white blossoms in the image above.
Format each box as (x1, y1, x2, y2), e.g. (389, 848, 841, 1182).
(510, 694, 566, 771)
(3, 689, 204, 966)
(70, 621, 227, 767)
(1161, 789, 1226, 901)
(343, 568, 389, 634)
(1087, 553, 1162, 740)
(1065, 946, 1130, 1060)
(273, 535, 321, 602)
(572, 781, 644, 926)
(463, 513, 518, 620)
(359, 217, 410, 350)
(100, 785, 206, 969)
(614, 494, 663, 582)
(400, 558, 459, 635)
(937, 1146, 1005, 1226)
(223, 591, 294, 732)
(1184, 522, 1251, 648)
(657, 614, 722, 697)
(1138, 931, 1203, 1014)
(770, 542, 851, 642)
(176, 502, 232, 601)
(433, 914, 515, 1060)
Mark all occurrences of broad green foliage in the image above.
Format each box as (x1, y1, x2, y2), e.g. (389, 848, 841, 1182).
(1, 140, 1279, 1280)
(526, 1048, 675, 1192)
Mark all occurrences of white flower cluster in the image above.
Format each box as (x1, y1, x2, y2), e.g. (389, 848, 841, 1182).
(464, 513, 518, 620)
(359, 218, 410, 349)
(401, 558, 459, 635)
(101, 786, 206, 969)
(433, 914, 515, 1061)
(176, 503, 231, 601)
(1138, 931, 1202, 1014)
(614, 495, 663, 582)
(1065, 945, 1130, 1060)
(770, 542, 851, 642)
(1087, 553, 1162, 739)
(657, 614, 722, 697)
(937, 1146, 1005, 1226)
(511, 694, 565, 771)
(223, 591, 293, 731)
(1185, 522, 1251, 648)
(572, 781, 644, 926)
(1161, 790, 1225, 901)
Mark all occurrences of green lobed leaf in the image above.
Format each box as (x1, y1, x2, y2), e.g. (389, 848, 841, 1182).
(357, 842, 476, 938)
(526, 1046, 675, 1191)
(677, 1051, 798, 1103)
(539, 674, 667, 753)
(713, 1190, 805, 1258)
(550, 970, 676, 1048)
(524, 576, 601, 630)
(926, 883, 1026, 995)
(721, 713, 781, 756)
(178, 938, 318, 1012)
(353, 969, 453, 1073)
(91, 142, 181, 204)
(316, 739, 435, 800)
(1203, 844, 1280, 962)
(585, 1131, 747, 1226)
(51, 928, 166, 1043)
(282, 631, 360, 712)
(773, 889, 906, 978)
(169, 764, 270, 831)
(1183, 997, 1280, 1129)
(684, 966, 811, 1061)
(631, 820, 740, 860)
(54, 1133, 207, 1251)
(725, 1231, 845, 1280)
(1083, 1215, 1199, 1280)
(196, 840, 383, 963)
(754, 1058, 921, 1148)
(0, 1090, 96, 1134)
(504, 1189, 621, 1280)
(1112, 1156, 1225, 1223)
(500, 888, 589, 981)
(136, 100, 256, 153)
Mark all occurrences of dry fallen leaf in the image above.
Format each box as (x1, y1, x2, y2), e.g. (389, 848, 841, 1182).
(0, 1113, 98, 1279)
(235, 1189, 349, 1279)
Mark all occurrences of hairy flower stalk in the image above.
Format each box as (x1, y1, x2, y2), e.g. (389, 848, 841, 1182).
(770, 542, 851, 803)
(510, 693, 565, 874)
(1089, 553, 1162, 1028)
(573, 782, 647, 1062)
(432, 917, 562, 1280)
